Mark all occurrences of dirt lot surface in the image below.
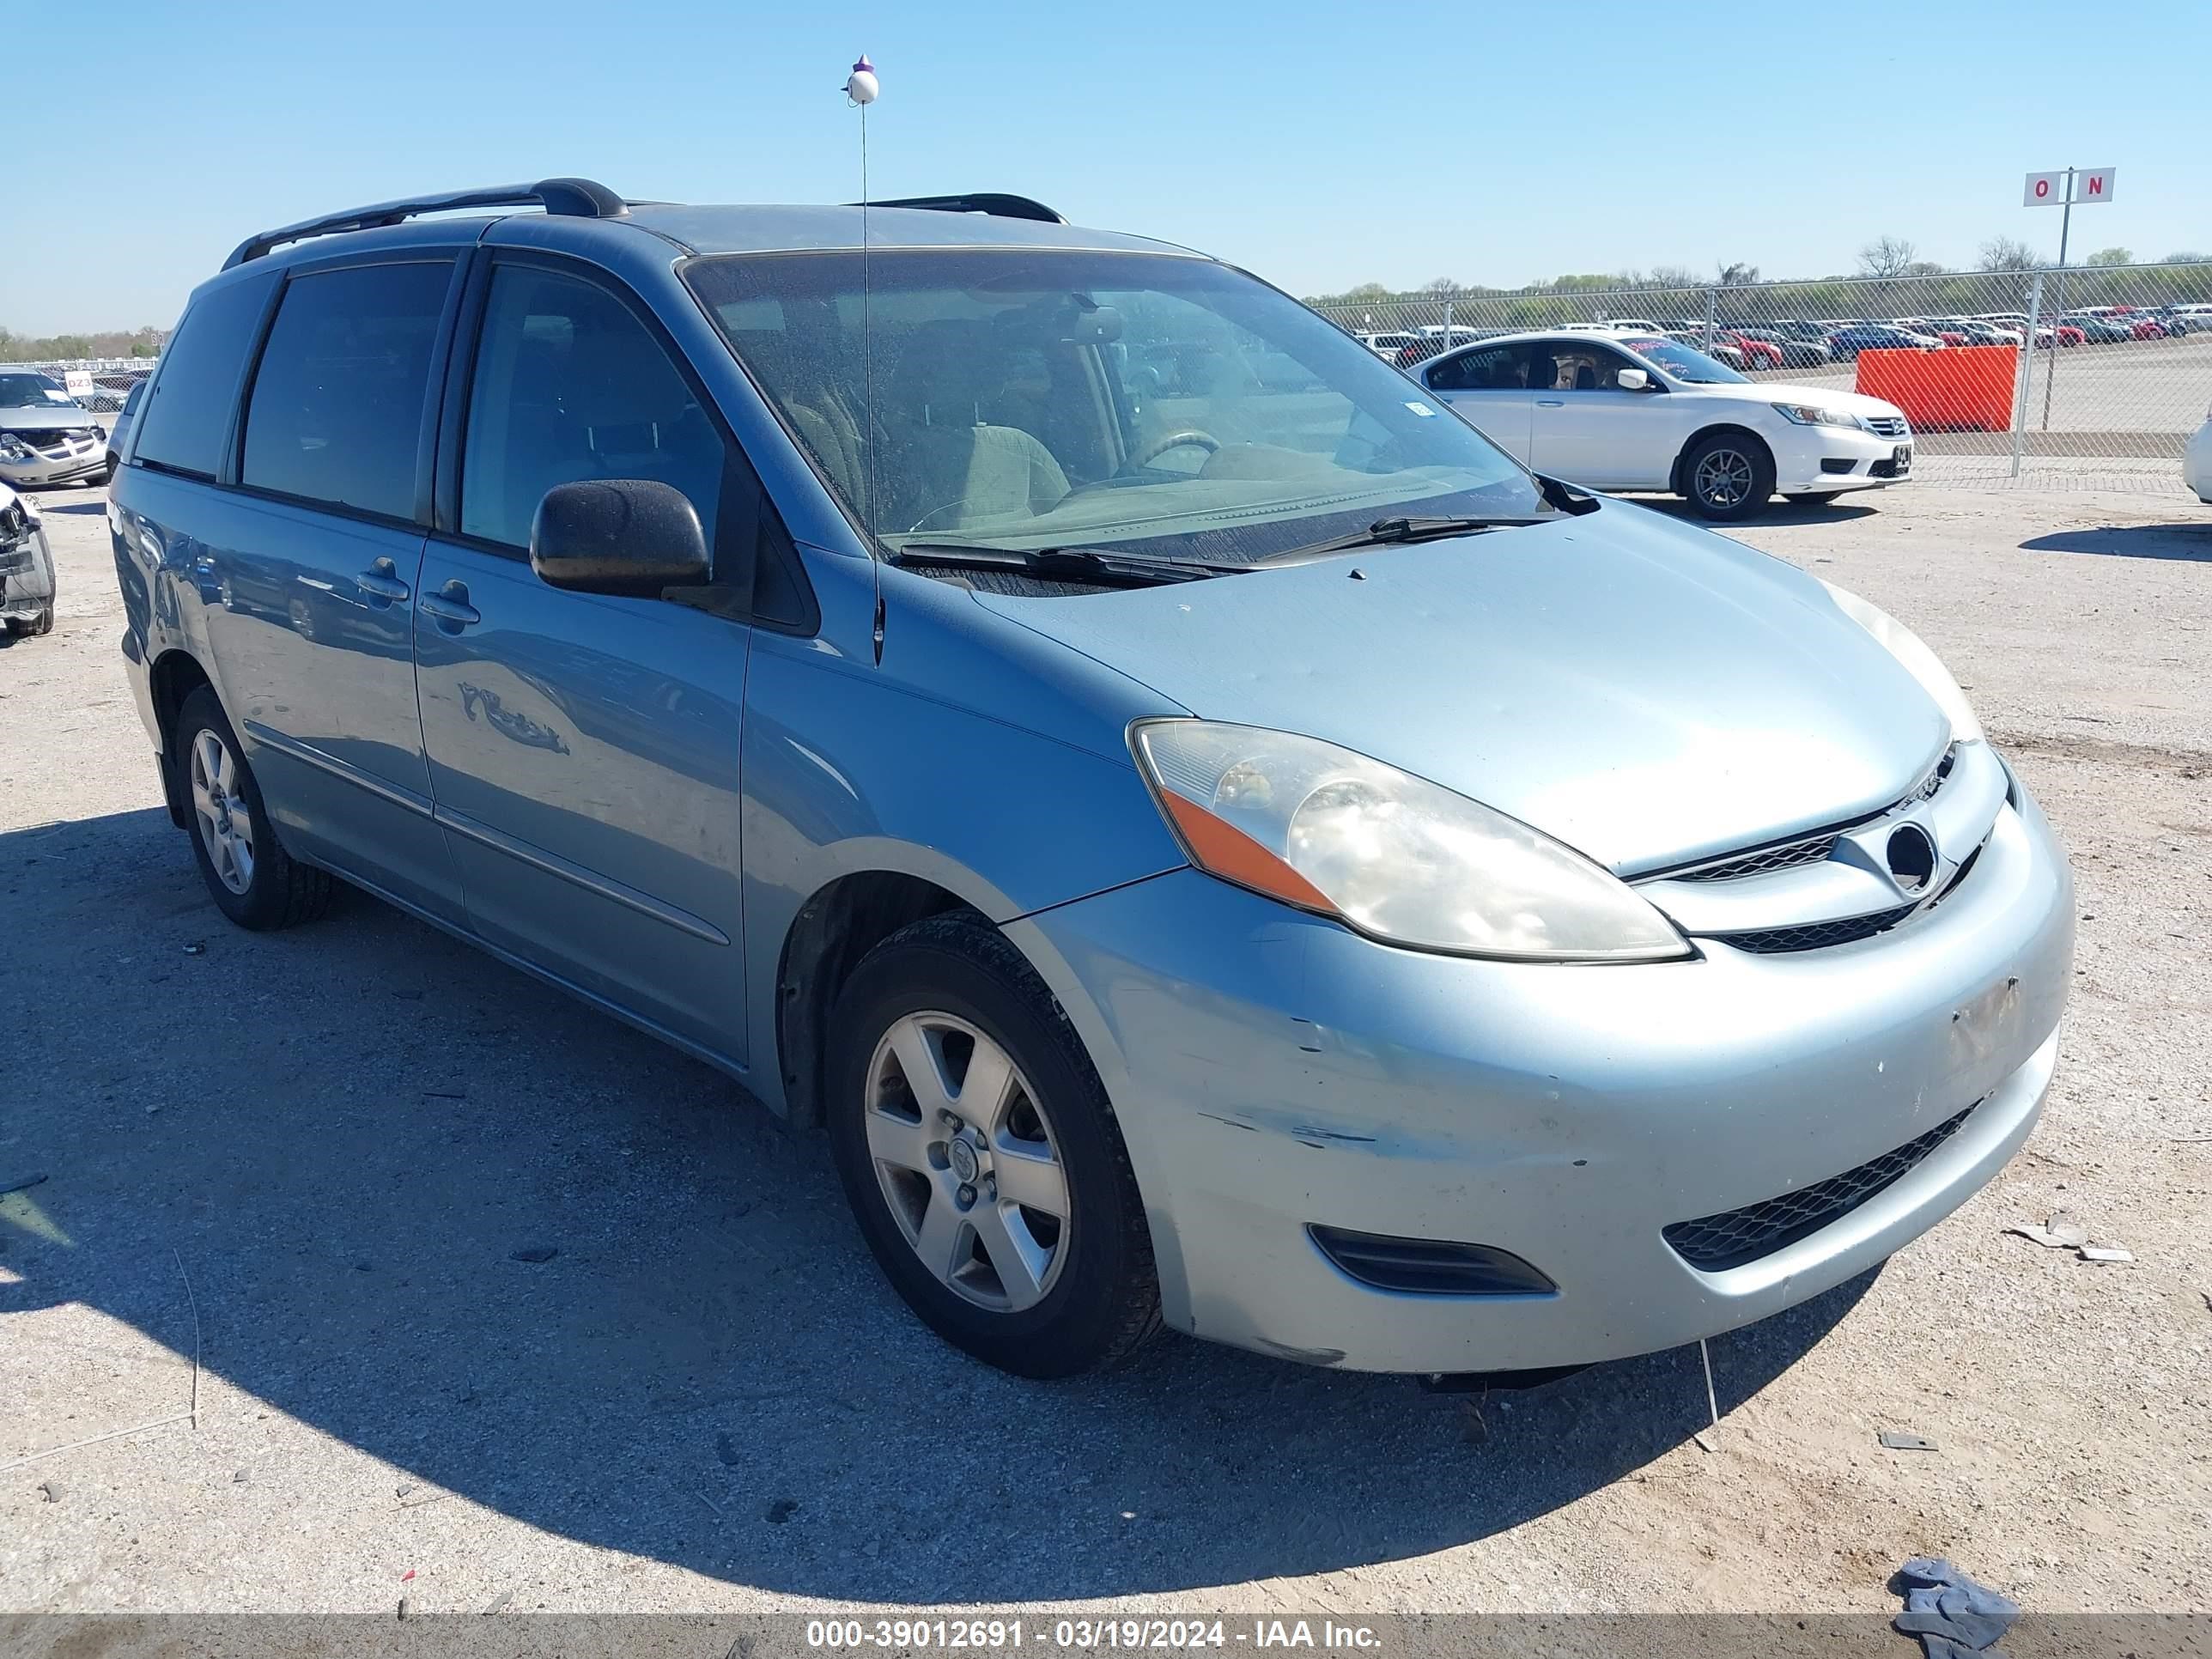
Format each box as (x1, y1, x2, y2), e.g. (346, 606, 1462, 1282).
(2, 481, 2206, 1618)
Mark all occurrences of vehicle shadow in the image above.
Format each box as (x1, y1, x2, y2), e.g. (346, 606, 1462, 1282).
(1635, 496, 1881, 527)
(35, 501, 109, 517)
(1, 806, 1875, 1601)
(2021, 524, 2212, 563)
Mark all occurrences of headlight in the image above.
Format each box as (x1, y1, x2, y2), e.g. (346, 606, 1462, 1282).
(1129, 721, 1690, 962)
(0, 435, 34, 461)
(1772, 403, 1868, 430)
(1820, 581, 1983, 744)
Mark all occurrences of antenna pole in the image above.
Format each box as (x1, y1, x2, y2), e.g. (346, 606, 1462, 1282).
(843, 54, 884, 659)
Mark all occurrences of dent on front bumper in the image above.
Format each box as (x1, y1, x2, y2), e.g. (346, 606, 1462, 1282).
(1011, 771, 2073, 1374)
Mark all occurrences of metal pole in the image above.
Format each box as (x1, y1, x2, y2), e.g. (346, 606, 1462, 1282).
(1443, 294, 1453, 354)
(1702, 284, 1717, 349)
(2012, 270, 2043, 478)
(2041, 167, 2074, 432)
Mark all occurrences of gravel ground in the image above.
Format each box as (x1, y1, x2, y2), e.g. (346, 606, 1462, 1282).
(1, 480, 2206, 1619)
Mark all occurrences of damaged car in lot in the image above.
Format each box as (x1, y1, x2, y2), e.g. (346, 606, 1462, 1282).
(1, 370, 113, 489)
(1, 480, 57, 637)
(109, 179, 2074, 1381)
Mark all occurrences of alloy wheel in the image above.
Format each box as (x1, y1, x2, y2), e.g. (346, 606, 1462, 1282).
(862, 1011, 1071, 1312)
(1695, 447, 1755, 510)
(189, 729, 255, 895)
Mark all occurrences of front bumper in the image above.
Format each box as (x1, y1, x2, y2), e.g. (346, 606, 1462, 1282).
(2185, 422, 2212, 505)
(1012, 772, 2072, 1374)
(1, 432, 109, 487)
(1771, 422, 1914, 495)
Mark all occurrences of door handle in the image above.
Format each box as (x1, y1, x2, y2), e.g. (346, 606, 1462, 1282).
(418, 580, 480, 629)
(1536, 398, 1565, 406)
(356, 557, 410, 604)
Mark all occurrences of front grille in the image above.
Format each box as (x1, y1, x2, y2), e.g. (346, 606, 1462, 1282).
(1674, 830, 1837, 883)
(1865, 416, 1910, 438)
(7, 428, 95, 453)
(1711, 902, 1917, 954)
(1661, 746, 1954, 889)
(1663, 1104, 1976, 1271)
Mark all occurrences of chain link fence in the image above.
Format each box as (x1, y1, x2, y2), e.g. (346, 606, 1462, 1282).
(1314, 262, 2212, 493)
(0, 356, 156, 414)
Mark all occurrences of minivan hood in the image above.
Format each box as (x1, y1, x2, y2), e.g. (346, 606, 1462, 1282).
(974, 503, 1950, 873)
(0, 404, 93, 431)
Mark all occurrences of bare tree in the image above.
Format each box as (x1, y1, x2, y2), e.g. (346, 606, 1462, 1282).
(1648, 264, 1703, 289)
(1716, 261, 1759, 286)
(1856, 235, 1918, 278)
(1978, 236, 2041, 272)
(1421, 277, 1465, 296)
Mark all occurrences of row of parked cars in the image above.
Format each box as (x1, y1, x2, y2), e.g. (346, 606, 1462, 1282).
(1358, 302, 2209, 373)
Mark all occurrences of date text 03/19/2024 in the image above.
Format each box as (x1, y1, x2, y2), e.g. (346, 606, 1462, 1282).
(804, 1619, 1384, 1650)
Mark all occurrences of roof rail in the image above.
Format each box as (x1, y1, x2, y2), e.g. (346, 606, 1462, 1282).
(854, 192, 1067, 225)
(222, 177, 629, 270)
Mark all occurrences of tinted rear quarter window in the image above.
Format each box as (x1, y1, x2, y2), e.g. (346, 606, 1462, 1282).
(132, 270, 277, 478)
(242, 261, 453, 520)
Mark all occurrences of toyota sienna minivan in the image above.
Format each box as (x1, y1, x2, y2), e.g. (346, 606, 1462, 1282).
(108, 179, 2073, 1379)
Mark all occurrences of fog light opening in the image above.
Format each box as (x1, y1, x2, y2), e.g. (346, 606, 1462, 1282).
(1308, 1225, 1558, 1297)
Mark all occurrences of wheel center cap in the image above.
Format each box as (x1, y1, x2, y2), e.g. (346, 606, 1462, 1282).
(947, 1138, 981, 1183)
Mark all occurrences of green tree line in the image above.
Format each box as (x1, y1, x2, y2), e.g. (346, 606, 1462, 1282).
(0, 324, 170, 362)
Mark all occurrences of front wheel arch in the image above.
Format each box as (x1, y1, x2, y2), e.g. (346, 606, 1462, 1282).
(1669, 423, 1774, 496)
(1672, 424, 1777, 520)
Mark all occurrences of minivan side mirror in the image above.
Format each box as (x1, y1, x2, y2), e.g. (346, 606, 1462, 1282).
(1615, 367, 1652, 392)
(530, 479, 711, 597)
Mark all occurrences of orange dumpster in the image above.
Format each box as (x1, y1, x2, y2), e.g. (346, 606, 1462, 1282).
(1853, 346, 2016, 433)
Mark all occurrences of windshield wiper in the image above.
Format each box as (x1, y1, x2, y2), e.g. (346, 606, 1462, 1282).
(1273, 514, 1559, 560)
(889, 542, 1264, 587)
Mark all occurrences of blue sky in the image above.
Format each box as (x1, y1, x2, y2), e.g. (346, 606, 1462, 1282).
(9, 0, 2208, 335)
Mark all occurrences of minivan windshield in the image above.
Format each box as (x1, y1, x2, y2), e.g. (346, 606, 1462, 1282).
(685, 249, 1545, 565)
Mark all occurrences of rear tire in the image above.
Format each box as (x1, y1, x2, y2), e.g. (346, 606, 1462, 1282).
(826, 915, 1160, 1377)
(4, 605, 52, 637)
(1680, 432, 1776, 522)
(174, 685, 331, 930)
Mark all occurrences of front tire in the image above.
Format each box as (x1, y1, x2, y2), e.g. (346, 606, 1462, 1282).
(174, 686, 331, 930)
(4, 605, 52, 637)
(1680, 431, 1775, 521)
(826, 915, 1160, 1377)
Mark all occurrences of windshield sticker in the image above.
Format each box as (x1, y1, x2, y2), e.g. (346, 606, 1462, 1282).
(1404, 400, 1437, 417)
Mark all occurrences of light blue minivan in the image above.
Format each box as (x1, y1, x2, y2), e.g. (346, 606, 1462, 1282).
(109, 179, 2073, 1380)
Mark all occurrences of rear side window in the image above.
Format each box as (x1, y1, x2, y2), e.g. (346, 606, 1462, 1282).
(132, 271, 276, 479)
(242, 261, 453, 520)
(1427, 344, 1530, 392)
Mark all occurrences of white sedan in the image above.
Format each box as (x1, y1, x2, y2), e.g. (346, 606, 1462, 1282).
(1419, 329, 1915, 520)
(2187, 409, 2212, 503)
